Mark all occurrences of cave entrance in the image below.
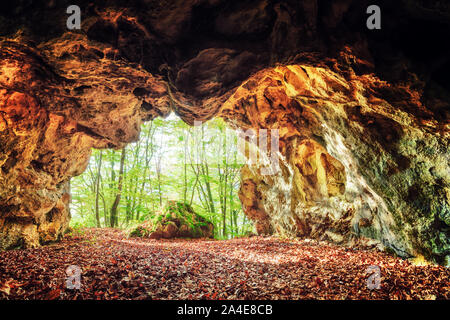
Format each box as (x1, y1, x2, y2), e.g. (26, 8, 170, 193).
(70, 113, 254, 239)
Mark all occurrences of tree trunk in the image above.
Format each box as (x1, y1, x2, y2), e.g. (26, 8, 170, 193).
(110, 147, 126, 227)
(94, 151, 103, 227)
(137, 122, 154, 220)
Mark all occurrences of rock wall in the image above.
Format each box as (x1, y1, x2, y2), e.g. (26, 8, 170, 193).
(0, 1, 448, 264)
(221, 65, 448, 262)
(0, 39, 172, 248)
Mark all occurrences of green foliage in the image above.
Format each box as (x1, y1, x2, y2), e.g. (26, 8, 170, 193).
(129, 201, 214, 239)
(70, 115, 254, 238)
(129, 225, 151, 238)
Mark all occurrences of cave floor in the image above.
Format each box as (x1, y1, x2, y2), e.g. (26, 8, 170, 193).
(0, 228, 448, 300)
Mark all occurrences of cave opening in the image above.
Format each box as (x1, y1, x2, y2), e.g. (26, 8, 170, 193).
(70, 113, 255, 240)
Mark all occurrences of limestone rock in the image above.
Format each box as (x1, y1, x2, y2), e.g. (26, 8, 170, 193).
(223, 65, 448, 263)
(0, 38, 171, 248)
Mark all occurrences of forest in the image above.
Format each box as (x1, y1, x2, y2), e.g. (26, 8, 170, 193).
(70, 115, 254, 239)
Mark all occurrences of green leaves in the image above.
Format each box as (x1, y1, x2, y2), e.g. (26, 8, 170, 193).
(70, 116, 252, 238)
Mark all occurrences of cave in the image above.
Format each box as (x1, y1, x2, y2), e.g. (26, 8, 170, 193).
(0, 0, 449, 301)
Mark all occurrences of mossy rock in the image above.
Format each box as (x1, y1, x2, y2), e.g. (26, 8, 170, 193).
(129, 201, 214, 239)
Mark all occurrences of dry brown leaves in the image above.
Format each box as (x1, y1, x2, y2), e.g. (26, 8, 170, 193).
(0, 228, 448, 300)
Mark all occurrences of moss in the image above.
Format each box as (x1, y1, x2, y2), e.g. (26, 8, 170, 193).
(129, 201, 213, 239)
(8, 239, 25, 250)
(129, 225, 150, 238)
(383, 246, 399, 258)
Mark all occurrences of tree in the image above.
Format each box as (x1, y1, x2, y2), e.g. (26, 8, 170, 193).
(110, 147, 126, 228)
(94, 150, 103, 227)
(70, 116, 254, 238)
